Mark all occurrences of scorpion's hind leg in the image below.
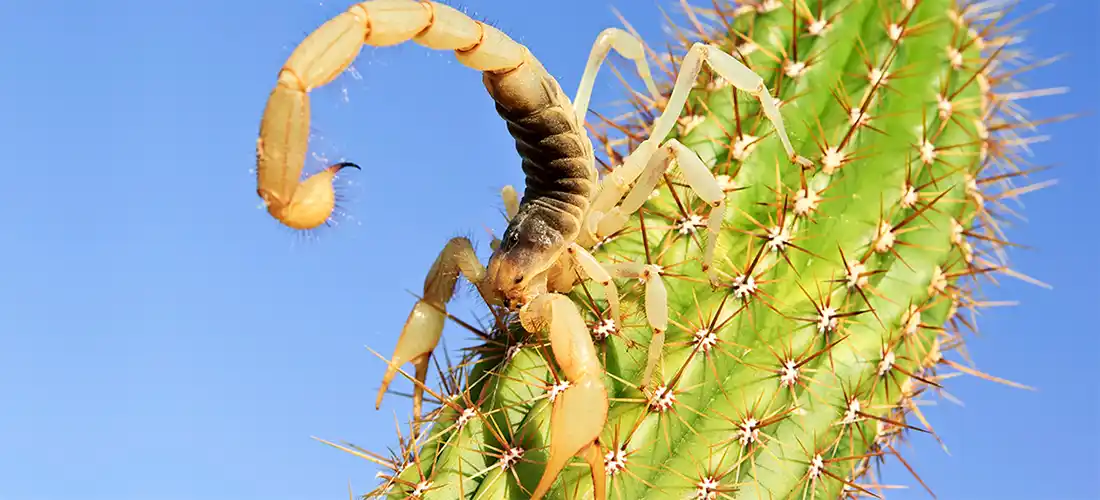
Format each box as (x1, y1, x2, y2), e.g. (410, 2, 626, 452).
(647, 43, 813, 168)
(521, 294, 608, 500)
(376, 237, 487, 421)
(572, 27, 662, 123)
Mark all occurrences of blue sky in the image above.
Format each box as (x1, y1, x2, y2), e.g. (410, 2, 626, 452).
(0, 1, 1096, 499)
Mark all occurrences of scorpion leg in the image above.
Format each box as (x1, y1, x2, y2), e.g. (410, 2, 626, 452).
(376, 236, 487, 421)
(663, 140, 727, 282)
(585, 42, 812, 233)
(585, 42, 814, 270)
(584, 142, 670, 244)
(648, 43, 812, 167)
(491, 186, 521, 251)
(521, 293, 608, 500)
(600, 140, 727, 283)
(572, 27, 661, 123)
(567, 242, 621, 324)
(589, 142, 725, 387)
(608, 263, 668, 388)
(501, 185, 520, 221)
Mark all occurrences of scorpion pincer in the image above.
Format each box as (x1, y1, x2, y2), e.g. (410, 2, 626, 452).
(255, 1, 810, 497)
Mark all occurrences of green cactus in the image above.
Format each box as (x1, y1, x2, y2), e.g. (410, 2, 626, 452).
(324, 1, 1058, 498)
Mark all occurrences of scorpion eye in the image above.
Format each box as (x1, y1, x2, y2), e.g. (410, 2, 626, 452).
(500, 229, 521, 250)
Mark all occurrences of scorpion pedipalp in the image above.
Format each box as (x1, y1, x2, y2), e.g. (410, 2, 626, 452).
(375, 236, 485, 423)
(522, 294, 608, 500)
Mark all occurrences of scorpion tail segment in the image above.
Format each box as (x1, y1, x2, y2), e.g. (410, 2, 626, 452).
(264, 162, 360, 230)
(530, 378, 608, 500)
(259, 160, 343, 230)
(258, 0, 534, 230)
(255, 84, 309, 228)
(256, 3, 370, 230)
(375, 299, 445, 414)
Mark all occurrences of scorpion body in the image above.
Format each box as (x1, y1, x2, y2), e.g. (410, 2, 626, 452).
(482, 56, 600, 311)
(254, 1, 809, 497)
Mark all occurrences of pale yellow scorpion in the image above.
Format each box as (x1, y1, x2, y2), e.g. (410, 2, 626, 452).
(254, 1, 808, 497)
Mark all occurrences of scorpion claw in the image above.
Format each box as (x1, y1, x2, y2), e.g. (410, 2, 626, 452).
(376, 299, 446, 420)
(378, 238, 487, 422)
(525, 295, 608, 500)
(531, 377, 608, 500)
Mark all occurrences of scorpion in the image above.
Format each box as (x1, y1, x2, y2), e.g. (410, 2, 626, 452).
(254, 1, 810, 498)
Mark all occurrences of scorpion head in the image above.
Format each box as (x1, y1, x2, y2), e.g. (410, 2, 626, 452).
(486, 210, 565, 311)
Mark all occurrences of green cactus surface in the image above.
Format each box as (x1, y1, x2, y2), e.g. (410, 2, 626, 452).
(329, 1, 1059, 498)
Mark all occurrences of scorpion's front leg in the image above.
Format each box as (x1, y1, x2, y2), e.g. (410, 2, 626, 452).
(491, 186, 522, 251)
(521, 293, 608, 500)
(501, 185, 520, 221)
(376, 237, 487, 421)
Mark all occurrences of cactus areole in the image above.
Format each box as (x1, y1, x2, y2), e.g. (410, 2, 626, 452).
(256, 1, 1060, 498)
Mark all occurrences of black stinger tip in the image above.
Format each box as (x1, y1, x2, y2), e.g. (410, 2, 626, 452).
(331, 161, 361, 171)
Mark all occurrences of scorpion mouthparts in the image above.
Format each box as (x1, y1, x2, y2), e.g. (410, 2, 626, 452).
(500, 297, 526, 312)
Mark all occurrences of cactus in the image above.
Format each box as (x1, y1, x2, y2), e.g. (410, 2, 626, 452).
(323, 0, 1061, 498)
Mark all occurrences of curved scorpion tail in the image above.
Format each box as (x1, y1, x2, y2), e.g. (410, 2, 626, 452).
(256, 0, 558, 230)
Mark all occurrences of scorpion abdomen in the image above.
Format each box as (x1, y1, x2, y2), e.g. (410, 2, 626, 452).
(483, 57, 597, 242)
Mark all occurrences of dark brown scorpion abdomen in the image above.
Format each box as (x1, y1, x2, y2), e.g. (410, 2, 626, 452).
(483, 57, 597, 242)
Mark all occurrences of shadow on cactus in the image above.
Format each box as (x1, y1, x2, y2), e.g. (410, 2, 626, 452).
(253, 0, 1066, 498)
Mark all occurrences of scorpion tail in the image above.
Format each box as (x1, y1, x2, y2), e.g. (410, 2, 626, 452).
(257, 0, 539, 231)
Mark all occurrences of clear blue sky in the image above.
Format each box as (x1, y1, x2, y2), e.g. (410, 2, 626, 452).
(0, 1, 1096, 499)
